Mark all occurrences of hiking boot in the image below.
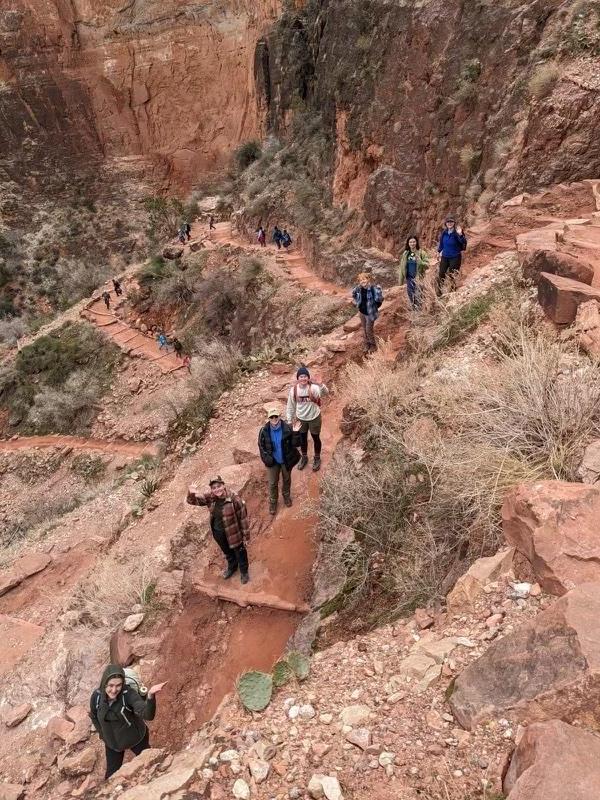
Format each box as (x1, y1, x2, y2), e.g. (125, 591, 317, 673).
(283, 495, 292, 507)
(223, 564, 238, 580)
(297, 455, 309, 471)
(312, 456, 321, 472)
(269, 501, 277, 516)
(240, 572, 249, 585)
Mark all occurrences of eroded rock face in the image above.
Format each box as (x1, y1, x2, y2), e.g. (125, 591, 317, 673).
(503, 481, 600, 595)
(537, 272, 600, 324)
(449, 583, 600, 731)
(1, 1, 275, 193)
(503, 719, 600, 800)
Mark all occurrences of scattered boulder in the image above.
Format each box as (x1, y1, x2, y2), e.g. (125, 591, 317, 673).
(343, 316, 362, 333)
(232, 778, 250, 799)
(537, 271, 600, 324)
(162, 245, 184, 260)
(573, 300, 600, 359)
(189, 240, 205, 252)
(579, 438, 600, 483)
(449, 583, 600, 730)
(58, 746, 96, 776)
(232, 448, 258, 465)
(47, 715, 75, 742)
(308, 775, 344, 800)
(119, 767, 196, 800)
(447, 548, 515, 610)
(520, 249, 594, 285)
(398, 652, 441, 691)
(0, 784, 25, 800)
(248, 758, 270, 783)
(503, 481, 600, 595)
(344, 727, 371, 750)
(339, 705, 372, 726)
(3, 703, 32, 728)
(503, 719, 600, 800)
(123, 613, 145, 632)
(414, 608, 434, 630)
(111, 748, 165, 781)
(109, 626, 137, 667)
(0, 553, 51, 597)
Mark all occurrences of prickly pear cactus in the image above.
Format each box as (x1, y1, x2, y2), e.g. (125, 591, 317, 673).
(237, 671, 273, 712)
(272, 660, 294, 687)
(286, 651, 310, 681)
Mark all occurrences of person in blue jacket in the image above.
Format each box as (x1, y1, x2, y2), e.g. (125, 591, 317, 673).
(436, 217, 467, 295)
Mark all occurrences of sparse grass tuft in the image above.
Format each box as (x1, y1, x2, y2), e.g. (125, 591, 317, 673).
(319, 319, 600, 628)
(70, 453, 107, 482)
(528, 63, 560, 98)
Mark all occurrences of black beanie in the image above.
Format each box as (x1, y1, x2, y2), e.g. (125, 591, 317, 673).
(296, 366, 310, 379)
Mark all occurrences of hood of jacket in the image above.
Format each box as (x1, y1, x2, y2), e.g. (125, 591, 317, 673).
(100, 664, 126, 693)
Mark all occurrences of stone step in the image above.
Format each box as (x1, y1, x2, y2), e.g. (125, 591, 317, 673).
(538, 272, 600, 324)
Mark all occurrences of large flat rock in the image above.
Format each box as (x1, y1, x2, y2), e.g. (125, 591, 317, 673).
(520, 248, 594, 285)
(449, 583, 600, 730)
(0, 553, 51, 597)
(537, 271, 600, 324)
(0, 615, 45, 676)
(504, 719, 600, 800)
(503, 481, 600, 595)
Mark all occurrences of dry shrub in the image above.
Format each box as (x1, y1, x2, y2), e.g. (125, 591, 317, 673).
(528, 63, 560, 98)
(69, 557, 159, 627)
(320, 321, 600, 625)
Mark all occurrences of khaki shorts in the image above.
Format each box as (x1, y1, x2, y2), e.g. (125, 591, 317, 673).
(299, 415, 322, 435)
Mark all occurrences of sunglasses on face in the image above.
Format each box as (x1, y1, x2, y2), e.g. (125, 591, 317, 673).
(269, 414, 280, 420)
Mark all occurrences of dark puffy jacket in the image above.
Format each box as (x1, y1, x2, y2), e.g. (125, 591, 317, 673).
(90, 665, 156, 752)
(438, 230, 467, 258)
(258, 421, 301, 470)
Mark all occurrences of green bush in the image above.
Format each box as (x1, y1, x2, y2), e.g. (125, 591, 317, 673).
(0, 322, 120, 434)
(70, 453, 107, 482)
(235, 140, 262, 172)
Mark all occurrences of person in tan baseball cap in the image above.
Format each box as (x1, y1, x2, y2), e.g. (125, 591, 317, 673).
(257, 405, 301, 515)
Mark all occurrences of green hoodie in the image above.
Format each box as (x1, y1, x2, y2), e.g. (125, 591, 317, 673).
(89, 664, 156, 752)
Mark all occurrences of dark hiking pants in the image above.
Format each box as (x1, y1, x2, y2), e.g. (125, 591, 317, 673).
(268, 463, 291, 505)
(105, 728, 149, 780)
(212, 528, 249, 574)
(436, 256, 461, 295)
(360, 313, 376, 349)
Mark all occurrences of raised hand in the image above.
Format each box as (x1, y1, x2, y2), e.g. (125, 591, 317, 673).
(148, 681, 167, 698)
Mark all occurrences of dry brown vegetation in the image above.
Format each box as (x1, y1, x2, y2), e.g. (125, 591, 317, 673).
(320, 299, 600, 626)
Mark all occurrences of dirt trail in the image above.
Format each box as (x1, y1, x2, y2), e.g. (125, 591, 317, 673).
(82, 289, 184, 374)
(203, 221, 348, 297)
(0, 435, 160, 457)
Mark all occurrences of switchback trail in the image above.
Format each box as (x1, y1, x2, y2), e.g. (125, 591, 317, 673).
(0, 435, 160, 457)
(81, 289, 185, 374)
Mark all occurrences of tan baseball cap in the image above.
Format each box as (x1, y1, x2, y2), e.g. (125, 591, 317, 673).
(266, 406, 281, 418)
(208, 475, 224, 487)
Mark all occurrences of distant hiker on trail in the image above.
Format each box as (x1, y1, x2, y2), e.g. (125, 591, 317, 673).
(399, 236, 429, 309)
(187, 476, 250, 584)
(172, 337, 183, 358)
(182, 353, 192, 373)
(185, 221, 191, 240)
(281, 229, 292, 249)
(102, 290, 111, 310)
(286, 366, 328, 472)
(273, 225, 283, 250)
(209, 215, 216, 231)
(258, 405, 301, 515)
(436, 216, 467, 295)
(90, 664, 167, 780)
(157, 332, 168, 350)
(257, 226, 266, 247)
(351, 272, 384, 353)
(112, 278, 123, 297)
(177, 225, 187, 244)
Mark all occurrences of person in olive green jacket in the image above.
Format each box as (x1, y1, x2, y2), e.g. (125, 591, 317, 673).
(398, 235, 429, 309)
(90, 664, 166, 779)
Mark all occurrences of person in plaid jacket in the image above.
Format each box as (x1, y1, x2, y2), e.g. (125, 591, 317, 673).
(186, 475, 250, 584)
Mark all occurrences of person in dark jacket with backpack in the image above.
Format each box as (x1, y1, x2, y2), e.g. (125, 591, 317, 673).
(436, 217, 467, 295)
(258, 405, 301, 515)
(186, 476, 250, 583)
(351, 272, 384, 352)
(90, 664, 166, 780)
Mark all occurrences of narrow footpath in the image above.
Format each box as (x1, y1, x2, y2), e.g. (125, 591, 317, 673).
(0, 435, 159, 457)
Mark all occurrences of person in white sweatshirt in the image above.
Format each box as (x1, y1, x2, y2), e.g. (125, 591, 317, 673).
(286, 366, 329, 472)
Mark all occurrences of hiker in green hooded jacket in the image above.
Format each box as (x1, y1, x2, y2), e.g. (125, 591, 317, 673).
(89, 664, 167, 779)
